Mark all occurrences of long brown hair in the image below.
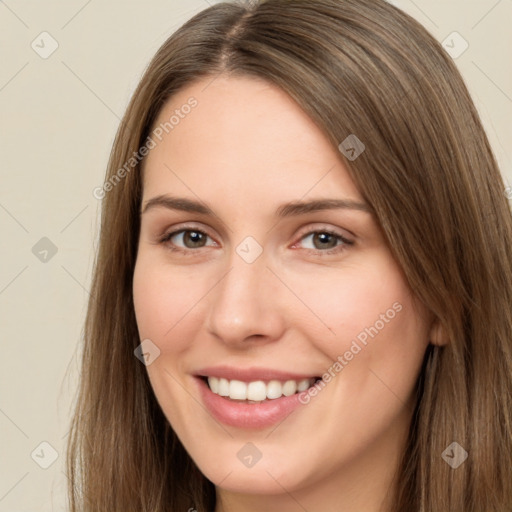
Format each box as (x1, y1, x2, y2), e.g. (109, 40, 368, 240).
(65, 0, 512, 510)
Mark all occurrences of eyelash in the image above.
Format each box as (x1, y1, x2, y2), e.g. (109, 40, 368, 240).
(157, 225, 354, 257)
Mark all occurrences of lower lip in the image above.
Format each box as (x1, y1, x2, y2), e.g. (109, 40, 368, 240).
(195, 377, 307, 429)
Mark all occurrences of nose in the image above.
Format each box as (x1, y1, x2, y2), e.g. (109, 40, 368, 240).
(205, 248, 286, 348)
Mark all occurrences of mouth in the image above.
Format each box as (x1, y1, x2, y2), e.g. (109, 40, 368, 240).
(199, 375, 322, 404)
(194, 366, 325, 428)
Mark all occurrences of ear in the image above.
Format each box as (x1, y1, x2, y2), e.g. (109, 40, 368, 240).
(429, 317, 448, 346)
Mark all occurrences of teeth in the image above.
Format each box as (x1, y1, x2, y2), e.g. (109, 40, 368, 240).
(209, 376, 219, 394)
(267, 380, 283, 399)
(218, 378, 229, 397)
(283, 380, 298, 395)
(206, 376, 316, 401)
(247, 381, 267, 401)
(229, 379, 247, 400)
(297, 379, 310, 392)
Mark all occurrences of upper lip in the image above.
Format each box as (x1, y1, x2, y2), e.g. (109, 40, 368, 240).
(195, 365, 320, 382)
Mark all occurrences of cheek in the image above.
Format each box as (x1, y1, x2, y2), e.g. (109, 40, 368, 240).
(288, 252, 423, 351)
(132, 255, 205, 347)
(294, 252, 429, 402)
(132, 256, 207, 422)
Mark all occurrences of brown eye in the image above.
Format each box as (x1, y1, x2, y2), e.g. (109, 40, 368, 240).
(160, 229, 213, 251)
(311, 232, 339, 250)
(180, 230, 208, 248)
(298, 230, 353, 254)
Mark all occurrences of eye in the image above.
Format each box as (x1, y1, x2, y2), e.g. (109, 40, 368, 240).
(294, 229, 354, 255)
(158, 225, 354, 257)
(159, 228, 216, 253)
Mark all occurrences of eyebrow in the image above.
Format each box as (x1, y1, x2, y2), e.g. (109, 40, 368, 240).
(141, 195, 373, 217)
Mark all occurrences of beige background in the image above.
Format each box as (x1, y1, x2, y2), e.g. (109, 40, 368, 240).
(0, 0, 510, 510)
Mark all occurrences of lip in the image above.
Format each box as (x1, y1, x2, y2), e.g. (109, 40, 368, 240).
(195, 376, 311, 429)
(195, 365, 319, 383)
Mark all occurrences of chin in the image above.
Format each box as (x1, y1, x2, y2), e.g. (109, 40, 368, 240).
(201, 461, 300, 495)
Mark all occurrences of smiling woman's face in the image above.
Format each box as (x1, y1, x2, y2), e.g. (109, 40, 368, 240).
(133, 75, 434, 508)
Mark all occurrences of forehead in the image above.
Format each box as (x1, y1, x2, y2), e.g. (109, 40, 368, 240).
(142, 74, 362, 205)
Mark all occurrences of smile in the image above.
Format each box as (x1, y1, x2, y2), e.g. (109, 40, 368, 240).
(205, 376, 317, 402)
(194, 367, 323, 428)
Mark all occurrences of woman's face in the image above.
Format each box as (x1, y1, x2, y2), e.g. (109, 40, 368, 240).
(133, 75, 434, 506)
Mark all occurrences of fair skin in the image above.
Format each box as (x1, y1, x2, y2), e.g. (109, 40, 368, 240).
(132, 74, 439, 512)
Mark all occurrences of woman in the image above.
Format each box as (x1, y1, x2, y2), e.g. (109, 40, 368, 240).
(66, 0, 512, 510)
